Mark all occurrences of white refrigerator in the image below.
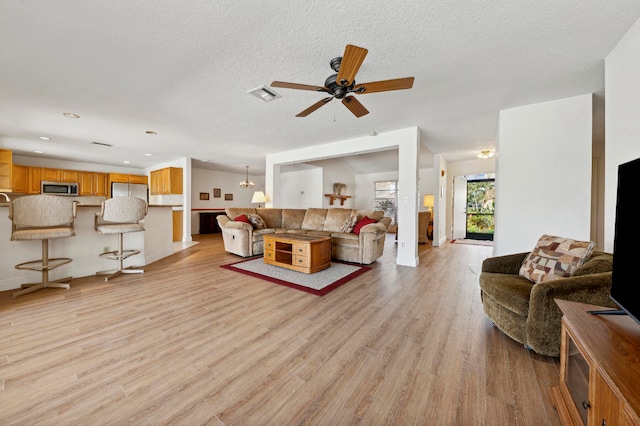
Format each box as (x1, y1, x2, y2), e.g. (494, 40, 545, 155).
(111, 182, 148, 202)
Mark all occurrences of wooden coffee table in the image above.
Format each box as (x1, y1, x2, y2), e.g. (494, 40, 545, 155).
(263, 234, 331, 274)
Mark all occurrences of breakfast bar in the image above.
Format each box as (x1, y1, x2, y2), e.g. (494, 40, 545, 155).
(0, 203, 175, 293)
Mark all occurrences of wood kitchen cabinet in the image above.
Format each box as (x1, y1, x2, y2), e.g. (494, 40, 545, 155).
(150, 167, 182, 194)
(108, 172, 129, 183)
(129, 174, 148, 185)
(27, 167, 42, 194)
(108, 173, 148, 185)
(41, 168, 61, 181)
(172, 210, 183, 242)
(11, 165, 41, 194)
(0, 148, 12, 192)
(11, 164, 28, 193)
(79, 172, 108, 196)
(61, 169, 79, 182)
(551, 300, 640, 426)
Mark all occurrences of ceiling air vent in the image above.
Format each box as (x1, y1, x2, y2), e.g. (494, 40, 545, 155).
(91, 141, 113, 147)
(247, 85, 281, 103)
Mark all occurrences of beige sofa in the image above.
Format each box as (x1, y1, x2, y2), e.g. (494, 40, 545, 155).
(216, 207, 392, 264)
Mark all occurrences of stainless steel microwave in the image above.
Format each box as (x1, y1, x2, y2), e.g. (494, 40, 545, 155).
(41, 181, 79, 196)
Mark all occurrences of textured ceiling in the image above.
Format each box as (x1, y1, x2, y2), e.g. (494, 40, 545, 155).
(1, 1, 639, 175)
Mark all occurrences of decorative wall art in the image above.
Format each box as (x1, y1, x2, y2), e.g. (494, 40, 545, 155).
(213, 188, 221, 198)
(225, 193, 233, 201)
(199, 192, 209, 200)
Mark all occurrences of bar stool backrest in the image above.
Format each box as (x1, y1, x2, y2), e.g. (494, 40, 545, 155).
(100, 196, 148, 223)
(10, 195, 76, 229)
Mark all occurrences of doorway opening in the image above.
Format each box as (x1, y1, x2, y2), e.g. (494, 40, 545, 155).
(452, 174, 495, 241)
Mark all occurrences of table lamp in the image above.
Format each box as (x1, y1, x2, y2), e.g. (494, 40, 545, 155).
(423, 194, 434, 212)
(251, 191, 267, 207)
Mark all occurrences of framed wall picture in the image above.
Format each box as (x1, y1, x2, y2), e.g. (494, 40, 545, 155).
(213, 188, 221, 198)
(199, 192, 209, 200)
(224, 193, 233, 201)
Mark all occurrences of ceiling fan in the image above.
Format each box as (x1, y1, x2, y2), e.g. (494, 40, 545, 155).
(271, 44, 414, 118)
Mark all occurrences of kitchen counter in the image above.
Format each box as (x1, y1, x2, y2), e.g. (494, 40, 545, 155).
(0, 204, 176, 293)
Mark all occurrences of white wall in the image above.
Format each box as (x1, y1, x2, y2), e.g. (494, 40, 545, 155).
(604, 16, 640, 252)
(433, 155, 448, 246)
(495, 94, 594, 256)
(190, 167, 265, 234)
(319, 160, 356, 209)
(280, 168, 323, 208)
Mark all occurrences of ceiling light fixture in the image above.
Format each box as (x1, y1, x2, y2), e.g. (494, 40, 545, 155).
(144, 153, 152, 156)
(123, 160, 130, 164)
(63, 112, 80, 118)
(38, 136, 50, 141)
(239, 166, 254, 188)
(477, 150, 495, 159)
(34, 150, 44, 154)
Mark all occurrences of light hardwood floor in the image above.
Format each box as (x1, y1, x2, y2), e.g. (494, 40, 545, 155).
(0, 234, 562, 425)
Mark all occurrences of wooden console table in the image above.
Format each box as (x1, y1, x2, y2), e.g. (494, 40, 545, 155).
(324, 193, 351, 206)
(551, 299, 640, 425)
(263, 234, 331, 274)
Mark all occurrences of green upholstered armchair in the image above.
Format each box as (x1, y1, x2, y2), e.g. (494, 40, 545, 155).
(479, 250, 617, 357)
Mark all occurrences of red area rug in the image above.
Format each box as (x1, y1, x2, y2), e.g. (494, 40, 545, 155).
(220, 257, 371, 296)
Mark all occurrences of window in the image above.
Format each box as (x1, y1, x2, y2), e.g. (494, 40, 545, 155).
(374, 180, 399, 224)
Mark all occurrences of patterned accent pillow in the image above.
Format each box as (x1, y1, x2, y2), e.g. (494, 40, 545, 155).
(247, 213, 266, 229)
(519, 234, 595, 283)
(340, 212, 360, 233)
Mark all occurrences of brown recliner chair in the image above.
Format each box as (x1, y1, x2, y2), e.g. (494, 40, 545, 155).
(479, 250, 617, 357)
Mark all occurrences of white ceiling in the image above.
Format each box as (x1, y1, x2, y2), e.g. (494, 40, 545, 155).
(1, 1, 639, 176)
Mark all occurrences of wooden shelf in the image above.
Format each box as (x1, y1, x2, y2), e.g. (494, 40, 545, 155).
(324, 193, 351, 206)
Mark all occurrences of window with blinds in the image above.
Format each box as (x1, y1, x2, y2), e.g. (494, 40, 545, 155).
(373, 180, 398, 224)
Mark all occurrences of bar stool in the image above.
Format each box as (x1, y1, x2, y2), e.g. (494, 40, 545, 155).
(9, 195, 77, 298)
(95, 196, 148, 281)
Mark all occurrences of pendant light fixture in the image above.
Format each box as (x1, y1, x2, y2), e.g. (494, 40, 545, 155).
(239, 165, 254, 188)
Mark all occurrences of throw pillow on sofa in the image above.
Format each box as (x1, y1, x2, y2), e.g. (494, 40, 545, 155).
(247, 213, 266, 229)
(519, 234, 595, 283)
(340, 212, 360, 233)
(353, 216, 377, 235)
(234, 214, 252, 225)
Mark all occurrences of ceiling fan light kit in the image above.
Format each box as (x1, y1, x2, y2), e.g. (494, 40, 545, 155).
(272, 44, 414, 118)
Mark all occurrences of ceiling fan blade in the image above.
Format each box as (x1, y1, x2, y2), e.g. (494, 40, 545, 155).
(353, 77, 415, 94)
(296, 97, 333, 117)
(271, 81, 328, 92)
(342, 96, 369, 118)
(336, 44, 368, 87)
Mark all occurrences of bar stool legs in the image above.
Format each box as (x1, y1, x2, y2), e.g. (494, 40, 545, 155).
(96, 233, 144, 281)
(12, 239, 72, 298)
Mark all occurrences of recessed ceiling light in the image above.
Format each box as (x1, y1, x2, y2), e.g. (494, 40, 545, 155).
(145, 130, 157, 135)
(38, 136, 50, 141)
(144, 153, 152, 156)
(34, 150, 44, 154)
(123, 160, 130, 164)
(63, 112, 80, 118)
